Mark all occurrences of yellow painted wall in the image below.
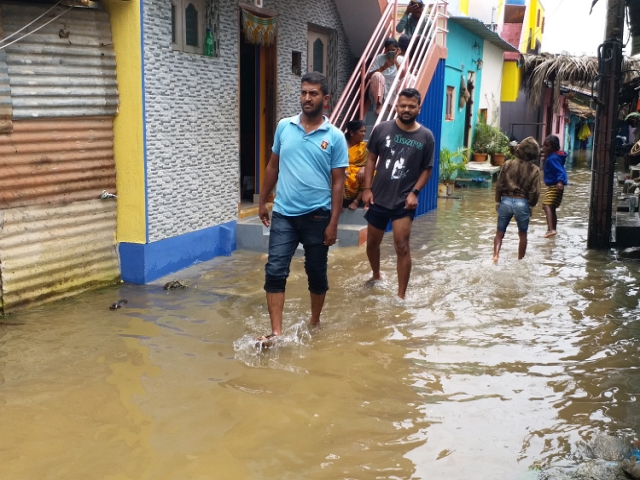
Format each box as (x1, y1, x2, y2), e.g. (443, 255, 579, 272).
(501, 60, 521, 102)
(102, 0, 147, 244)
(459, 0, 469, 15)
(496, 0, 505, 27)
(528, 0, 545, 51)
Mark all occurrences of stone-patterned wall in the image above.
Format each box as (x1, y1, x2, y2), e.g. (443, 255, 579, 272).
(143, 0, 354, 242)
(142, 0, 239, 243)
(261, 0, 354, 120)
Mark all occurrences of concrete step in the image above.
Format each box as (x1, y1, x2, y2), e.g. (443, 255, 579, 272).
(236, 210, 368, 252)
(236, 214, 270, 252)
(364, 110, 378, 142)
(339, 207, 368, 225)
(364, 109, 378, 126)
(337, 223, 368, 247)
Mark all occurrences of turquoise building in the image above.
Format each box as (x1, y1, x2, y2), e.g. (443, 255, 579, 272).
(440, 17, 519, 155)
(440, 20, 484, 153)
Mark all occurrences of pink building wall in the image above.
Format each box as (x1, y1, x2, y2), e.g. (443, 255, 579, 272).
(542, 89, 566, 149)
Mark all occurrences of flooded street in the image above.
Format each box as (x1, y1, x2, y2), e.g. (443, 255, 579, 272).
(2, 165, 640, 479)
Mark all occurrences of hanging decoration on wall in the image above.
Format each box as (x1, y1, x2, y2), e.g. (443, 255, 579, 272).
(459, 75, 471, 109)
(241, 7, 277, 46)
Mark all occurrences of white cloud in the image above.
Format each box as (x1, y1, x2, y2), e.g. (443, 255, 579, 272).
(542, 0, 631, 56)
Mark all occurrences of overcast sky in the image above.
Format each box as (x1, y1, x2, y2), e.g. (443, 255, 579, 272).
(542, 0, 631, 56)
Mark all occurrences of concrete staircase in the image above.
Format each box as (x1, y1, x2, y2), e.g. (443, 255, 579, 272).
(364, 109, 378, 141)
(236, 208, 368, 253)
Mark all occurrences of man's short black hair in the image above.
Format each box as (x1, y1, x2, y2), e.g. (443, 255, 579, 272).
(384, 37, 399, 49)
(301, 71, 329, 96)
(398, 88, 422, 106)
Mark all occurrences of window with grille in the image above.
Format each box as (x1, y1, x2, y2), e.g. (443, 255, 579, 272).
(171, 0, 219, 56)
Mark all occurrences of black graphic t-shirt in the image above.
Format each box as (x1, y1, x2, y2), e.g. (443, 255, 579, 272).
(368, 121, 435, 209)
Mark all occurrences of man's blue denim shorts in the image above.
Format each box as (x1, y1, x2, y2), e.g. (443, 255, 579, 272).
(497, 197, 530, 233)
(264, 209, 331, 294)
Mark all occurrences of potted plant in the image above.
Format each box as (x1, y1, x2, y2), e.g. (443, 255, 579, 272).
(490, 132, 510, 166)
(439, 146, 470, 196)
(472, 123, 493, 162)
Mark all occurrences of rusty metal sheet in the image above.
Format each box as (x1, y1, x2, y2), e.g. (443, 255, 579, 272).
(0, 199, 120, 313)
(0, 117, 117, 209)
(0, 46, 12, 133)
(0, 3, 118, 119)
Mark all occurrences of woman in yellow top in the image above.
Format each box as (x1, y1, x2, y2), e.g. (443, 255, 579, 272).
(343, 120, 368, 210)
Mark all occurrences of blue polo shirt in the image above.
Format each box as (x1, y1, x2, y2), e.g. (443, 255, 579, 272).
(272, 113, 348, 216)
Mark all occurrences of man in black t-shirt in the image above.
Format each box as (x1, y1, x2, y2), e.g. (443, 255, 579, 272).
(362, 88, 434, 300)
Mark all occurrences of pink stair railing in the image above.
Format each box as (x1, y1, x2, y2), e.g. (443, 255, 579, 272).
(330, 0, 448, 131)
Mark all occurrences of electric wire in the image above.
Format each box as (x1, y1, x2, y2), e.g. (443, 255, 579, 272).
(0, 5, 73, 51)
(0, 1, 63, 45)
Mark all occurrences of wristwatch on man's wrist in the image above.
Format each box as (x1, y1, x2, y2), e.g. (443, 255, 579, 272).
(411, 188, 420, 196)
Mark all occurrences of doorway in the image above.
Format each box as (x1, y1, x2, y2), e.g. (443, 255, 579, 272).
(463, 72, 476, 149)
(238, 21, 277, 208)
(239, 35, 257, 202)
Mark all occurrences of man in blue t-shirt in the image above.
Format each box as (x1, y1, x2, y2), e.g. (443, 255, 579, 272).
(362, 88, 434, 300)
(256, 72, 348, 345)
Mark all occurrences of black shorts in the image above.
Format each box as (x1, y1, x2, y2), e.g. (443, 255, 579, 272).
(364, 203, 415, 231)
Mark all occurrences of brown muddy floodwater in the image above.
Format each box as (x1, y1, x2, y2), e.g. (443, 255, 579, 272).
(2, 164, 640, 480)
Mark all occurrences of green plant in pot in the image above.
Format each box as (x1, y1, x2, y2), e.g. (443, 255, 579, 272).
(472, 123, 493, 161)
(439, 146, 470, 196)
(504, 143, 516, 160)
(490, 131, 510, 166)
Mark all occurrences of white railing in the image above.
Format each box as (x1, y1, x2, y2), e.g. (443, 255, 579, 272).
(329, 1, 448, 130)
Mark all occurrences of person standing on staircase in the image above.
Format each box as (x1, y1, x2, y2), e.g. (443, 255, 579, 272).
(256, 72, 348, 345)
(396, 0, 428, 38)
(367, 38, 405, 114)
(361, 88, 435, 300)
(396, 0, 432, 61)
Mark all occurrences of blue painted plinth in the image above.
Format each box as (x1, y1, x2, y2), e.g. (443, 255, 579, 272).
(119, 221, 236, 284)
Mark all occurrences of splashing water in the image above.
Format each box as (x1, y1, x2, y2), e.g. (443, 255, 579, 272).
(233, 320, 312, 371)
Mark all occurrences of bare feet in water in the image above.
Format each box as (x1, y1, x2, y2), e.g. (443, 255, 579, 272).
(365, 272, 385, 288)
(255, 333, 279, 349)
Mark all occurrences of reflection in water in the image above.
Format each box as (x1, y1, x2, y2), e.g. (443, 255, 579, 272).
(568, 149, 592, 169)
(102, 319, 162, 479)
(1, 167, 640, 479)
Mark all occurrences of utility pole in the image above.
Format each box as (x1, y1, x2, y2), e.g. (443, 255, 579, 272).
(587, 0, 627, 249)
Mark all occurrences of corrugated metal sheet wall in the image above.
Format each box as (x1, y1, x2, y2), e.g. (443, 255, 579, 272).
(415, 58, 445, 217)
(0, 117, 117, 208)
(0, 200, 120, 311)
(0, 4, 120, 313)
(0, 3, 118, 119)
(0, 48, 11, 132)
(0, 117, 119, 312)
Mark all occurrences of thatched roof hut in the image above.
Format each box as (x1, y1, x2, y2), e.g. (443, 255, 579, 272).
(521, 54, 640, 112)
(566, 100, 595, 119)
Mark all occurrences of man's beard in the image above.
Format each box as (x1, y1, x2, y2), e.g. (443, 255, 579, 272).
(302, 102, 323, 117)
(398, 113, 417, 124)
